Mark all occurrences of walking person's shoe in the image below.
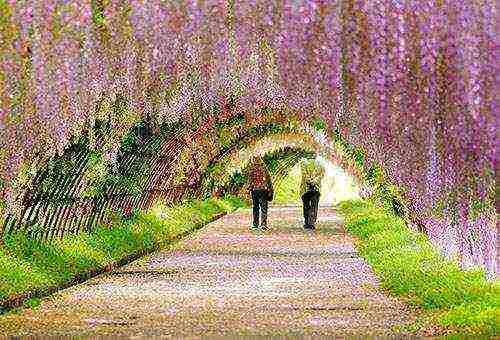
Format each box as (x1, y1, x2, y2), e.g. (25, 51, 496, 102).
(304, 224, 315, 230)
(261, 224, 268, 230)
(250, 224, 259, 230)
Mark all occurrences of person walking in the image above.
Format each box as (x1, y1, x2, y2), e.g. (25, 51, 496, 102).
(300, 157, 325, 230)
(248, 156, 273, 230)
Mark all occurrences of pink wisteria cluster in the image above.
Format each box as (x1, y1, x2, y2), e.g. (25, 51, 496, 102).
(0, 1, 496, 275)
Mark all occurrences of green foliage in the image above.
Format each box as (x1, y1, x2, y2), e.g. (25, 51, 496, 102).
(263, 147, 314, 176)
(311, 118, 327, 132)
(107, 157, 151, 195)
(214, 112, 245, 131)
(91, 0, 106, 27)
(23, 297, 41, 310)
(0, 196, 244, 310)
(438, 302, 500, 336)
(0, 1, 11, 27)
(229, 170, 246, 189)
(0, 249, 48, 302)
(81, 151, 108, 198)
(217, 128, 233, 148)
(273, 169, 301, 204)
(159, 120, 186, 136)
(248, 122, 289, 136)
(120, 129, 139, 153)
(219, 194, 247, 209)
(112, 95, 130, 119)
(205, 162, 225, 178)
(352, 148, 365, 168)
(337, 199, 500, 336)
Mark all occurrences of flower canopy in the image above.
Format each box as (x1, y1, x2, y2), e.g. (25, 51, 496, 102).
(0, 1, 496, 276)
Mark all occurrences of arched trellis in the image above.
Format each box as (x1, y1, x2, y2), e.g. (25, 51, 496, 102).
(0, 111, 328, 241)
(201, 136, 319, 200)
(0, 1, 495, 276)
(242, 146, 316, 198)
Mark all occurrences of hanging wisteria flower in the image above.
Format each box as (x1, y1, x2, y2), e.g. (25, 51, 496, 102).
(0, 0, 496, 277)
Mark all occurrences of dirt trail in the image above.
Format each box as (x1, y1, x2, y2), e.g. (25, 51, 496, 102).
(0, 206, 422, 337)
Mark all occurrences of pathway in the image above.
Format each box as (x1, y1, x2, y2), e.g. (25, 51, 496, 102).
(0, 206, 422, 337)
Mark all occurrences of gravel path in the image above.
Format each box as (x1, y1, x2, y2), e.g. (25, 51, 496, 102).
(0, 206, 422, 338)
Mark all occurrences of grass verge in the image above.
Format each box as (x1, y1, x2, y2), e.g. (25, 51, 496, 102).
(0, 196, 245, 314)
(337, 199, 499, 337)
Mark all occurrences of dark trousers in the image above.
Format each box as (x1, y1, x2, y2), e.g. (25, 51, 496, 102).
(302, 190, 320, 227)
(252, 189, 268, 227)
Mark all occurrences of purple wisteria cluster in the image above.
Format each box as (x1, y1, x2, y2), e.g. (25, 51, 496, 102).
(0, 1, 496, 276)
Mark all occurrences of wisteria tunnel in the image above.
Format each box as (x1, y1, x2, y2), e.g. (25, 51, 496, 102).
(0, 0, 497, 287)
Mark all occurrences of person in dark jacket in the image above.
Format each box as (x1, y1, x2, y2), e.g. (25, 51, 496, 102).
(300, 158, 325, 230)
(248, 156, 273, 230)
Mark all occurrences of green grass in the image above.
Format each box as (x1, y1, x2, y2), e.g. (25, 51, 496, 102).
(0, 196, 243, 310)
(337, 199, 500, 336)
